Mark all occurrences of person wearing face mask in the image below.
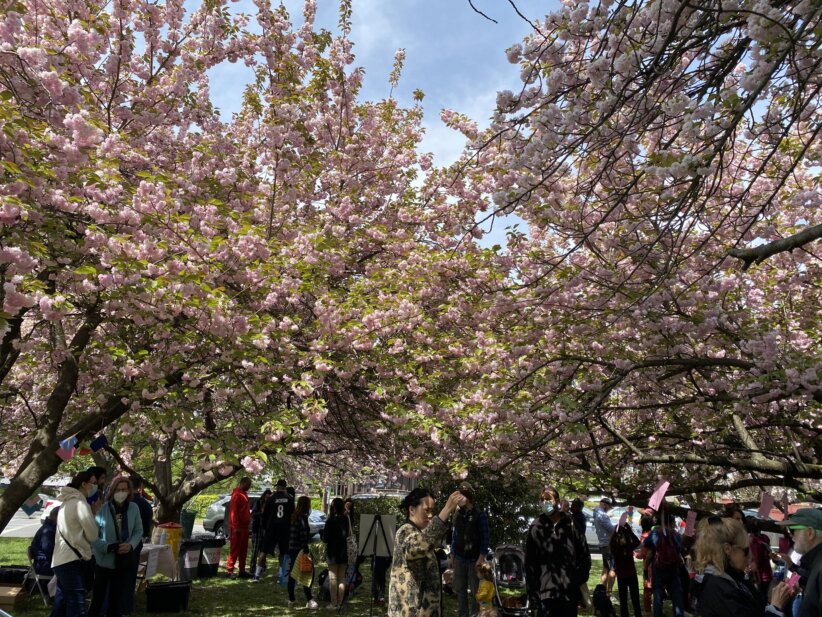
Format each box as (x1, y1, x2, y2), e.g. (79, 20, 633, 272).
(525, 486, 591, 617)
(388, 487, 466, 617)
(88, 475, 143, 617)
(692, 516, 793, 616)
(51, 470, 101, 617)
(86, 466, 107, 507)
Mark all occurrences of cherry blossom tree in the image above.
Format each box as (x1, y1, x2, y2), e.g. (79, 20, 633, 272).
(450, 0, 821, 501)
(0, 0, 503, 530)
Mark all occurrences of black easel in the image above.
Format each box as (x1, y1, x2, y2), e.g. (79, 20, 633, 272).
(340, 514, 393, 616)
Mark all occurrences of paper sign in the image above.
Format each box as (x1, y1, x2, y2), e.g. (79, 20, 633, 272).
(684, 511, 697, 537)
(779, 537, 791, 553)
(648, 480, 670, 512)
(618, 512, 628, 528)
(90, 435, 108, 452)
(758, 492, 775, 519)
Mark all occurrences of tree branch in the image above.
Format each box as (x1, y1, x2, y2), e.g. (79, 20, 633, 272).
(729, 223, 822, 269)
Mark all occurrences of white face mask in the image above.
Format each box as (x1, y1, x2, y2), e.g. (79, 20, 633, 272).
(113, 491, 129, 504)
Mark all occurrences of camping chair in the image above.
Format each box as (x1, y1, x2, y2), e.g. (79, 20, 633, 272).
(25, 544, 51, 606)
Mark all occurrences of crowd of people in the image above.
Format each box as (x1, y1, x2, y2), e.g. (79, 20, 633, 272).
(31, 469, 822, 617)
(33, 468, 154, 617)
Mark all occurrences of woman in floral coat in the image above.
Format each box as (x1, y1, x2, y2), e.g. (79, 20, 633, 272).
(388, 488, 466, 617)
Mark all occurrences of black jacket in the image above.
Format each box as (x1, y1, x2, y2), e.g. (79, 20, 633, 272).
(799, 542, 822, 617)
(288, 515, 311, 554)
(692, 566, 781, 617)
(323, 514, 350, 564)
(525, 512, 591, 602)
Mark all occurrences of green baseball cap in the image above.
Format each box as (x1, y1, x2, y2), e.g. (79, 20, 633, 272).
(776, 508, 822, 531)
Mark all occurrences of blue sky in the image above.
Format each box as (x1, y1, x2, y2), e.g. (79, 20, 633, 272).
(209, 0, 558, 166)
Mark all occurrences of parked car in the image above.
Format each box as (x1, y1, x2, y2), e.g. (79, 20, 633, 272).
(308, 509, 327, 541)
(202, 493, 327, 541)
(203, 493, 262, 537)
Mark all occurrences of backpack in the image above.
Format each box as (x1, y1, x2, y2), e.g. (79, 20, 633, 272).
(654, 529, 681, 570)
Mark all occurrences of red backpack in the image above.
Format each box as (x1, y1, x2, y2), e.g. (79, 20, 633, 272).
(654, 529, 681, 570)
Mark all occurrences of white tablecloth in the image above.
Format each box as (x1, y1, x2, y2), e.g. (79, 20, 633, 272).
(139, 543, 176, 579)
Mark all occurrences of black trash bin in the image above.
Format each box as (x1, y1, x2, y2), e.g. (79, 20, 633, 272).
(176, 539, 203, 582)
(195, 534, 226, 578)
(179, 510, 196, 540)
(145, 581, 192, 613)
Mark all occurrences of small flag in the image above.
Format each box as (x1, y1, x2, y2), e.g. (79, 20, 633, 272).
(56, 444, 76, 462)
(648, 479, 670, 512)
(22, 496, 42, 517)
(78, 447, 92, 456)
(59, 436, 78, 451)
(90, 435, 108, 452)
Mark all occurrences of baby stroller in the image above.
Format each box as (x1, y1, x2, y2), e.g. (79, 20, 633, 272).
(492, 544, 530, 616)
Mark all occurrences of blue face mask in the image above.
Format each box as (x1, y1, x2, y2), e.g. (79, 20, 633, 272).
(86, 484, 98, 498)
(542, 501, 557, 516)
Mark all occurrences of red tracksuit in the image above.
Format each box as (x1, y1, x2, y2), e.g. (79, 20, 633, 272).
(226, 487, 251, 575)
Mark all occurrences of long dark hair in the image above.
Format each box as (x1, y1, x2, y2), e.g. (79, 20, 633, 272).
(400, 488, 433, 519)
(293, 495, 311, 523)
(329, 497, 345, 518)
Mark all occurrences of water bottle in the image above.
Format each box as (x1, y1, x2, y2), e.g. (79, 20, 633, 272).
(159, 529, 167, 545)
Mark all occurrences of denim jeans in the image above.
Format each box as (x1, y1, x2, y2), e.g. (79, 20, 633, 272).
(453, 557, 479, 617)
(52, 560, 88, 617)
(652, 568, 684, 617)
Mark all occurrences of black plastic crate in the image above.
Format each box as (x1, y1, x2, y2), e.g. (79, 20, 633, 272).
(0, 567, 27, 585)
(145, 581, 191, 613)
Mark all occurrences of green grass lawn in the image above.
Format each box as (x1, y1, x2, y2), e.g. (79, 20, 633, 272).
(1, 537, 674, 616)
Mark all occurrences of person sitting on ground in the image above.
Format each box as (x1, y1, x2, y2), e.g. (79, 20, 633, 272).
(31, 506, 59, 576)
(692, 516, 793, 617)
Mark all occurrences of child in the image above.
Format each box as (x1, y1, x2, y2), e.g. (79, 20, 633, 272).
(475, 561, 499, 617)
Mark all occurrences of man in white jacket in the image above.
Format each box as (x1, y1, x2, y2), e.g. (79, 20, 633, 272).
(51, 470, 101, 617)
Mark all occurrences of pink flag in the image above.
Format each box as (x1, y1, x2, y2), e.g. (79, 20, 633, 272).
(618, 512, 628, 528)
(648, 480, 670, 512)
(758, 492, 775, 519)
(684, 511, 697, 537)
(56, 445, 76, 462)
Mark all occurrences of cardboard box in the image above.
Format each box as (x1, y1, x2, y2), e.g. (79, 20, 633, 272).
(0, 584, 26, 609)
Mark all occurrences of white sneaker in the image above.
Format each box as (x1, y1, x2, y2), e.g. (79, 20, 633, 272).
(306, 600, 319, 609)
(287, 600, 296, 607)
